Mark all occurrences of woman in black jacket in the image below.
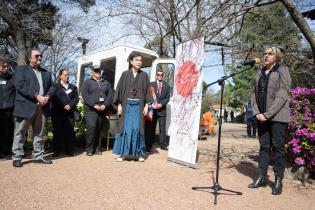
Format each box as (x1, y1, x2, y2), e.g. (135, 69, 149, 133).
(0, 59, 15, 158)
(51, 68, 79, 157)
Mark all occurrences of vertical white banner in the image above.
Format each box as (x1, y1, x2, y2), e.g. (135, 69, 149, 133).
(168, 36, 204, 167)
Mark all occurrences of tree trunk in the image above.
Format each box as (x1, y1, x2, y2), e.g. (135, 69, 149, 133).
(16, 29, 27, 65)
(280, 0, 315, 65)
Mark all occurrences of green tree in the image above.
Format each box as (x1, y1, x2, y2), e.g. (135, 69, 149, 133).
(201, 83, 221, 116)
(0, 0, 95, 65)
(223, 65, 255, 109)
(0, 0, 59, 64)
(224, 2, 307, 108)
(240, 3, 301, 48)
(238, 2, 314, 88)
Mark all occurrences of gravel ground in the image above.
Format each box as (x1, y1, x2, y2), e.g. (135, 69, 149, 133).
(0, 123, 314, 210)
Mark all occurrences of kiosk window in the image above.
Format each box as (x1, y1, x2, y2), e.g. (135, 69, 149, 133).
(100, 57, 116, 89)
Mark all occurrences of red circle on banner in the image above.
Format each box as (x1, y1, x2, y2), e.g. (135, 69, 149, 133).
(175, 61, 199, 97)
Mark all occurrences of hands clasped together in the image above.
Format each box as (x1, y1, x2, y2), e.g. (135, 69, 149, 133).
(256, 113, 267, 122)
(36, 95, 49, 106)
(93, 104, 106, 111)
(117, 103, 152, 116)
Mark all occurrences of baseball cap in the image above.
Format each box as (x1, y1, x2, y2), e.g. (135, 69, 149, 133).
(92, 65, 101, 72)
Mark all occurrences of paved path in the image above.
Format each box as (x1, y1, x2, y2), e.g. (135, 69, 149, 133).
(0, 123, 314, 210)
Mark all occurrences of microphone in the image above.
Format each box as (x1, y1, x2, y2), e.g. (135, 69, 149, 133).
(238, 58, 261, 67)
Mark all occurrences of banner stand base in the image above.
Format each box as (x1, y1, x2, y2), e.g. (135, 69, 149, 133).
(167, 157, 197, 169)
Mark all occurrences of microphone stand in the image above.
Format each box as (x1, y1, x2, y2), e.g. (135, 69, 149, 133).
(192, 65, 255, 204)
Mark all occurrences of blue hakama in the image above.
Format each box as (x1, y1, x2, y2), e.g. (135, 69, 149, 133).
(113, 98, 146, 157)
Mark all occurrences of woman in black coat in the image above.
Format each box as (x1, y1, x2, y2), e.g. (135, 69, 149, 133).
(0, 59, 15, 158)
(51, 68, 79, 157)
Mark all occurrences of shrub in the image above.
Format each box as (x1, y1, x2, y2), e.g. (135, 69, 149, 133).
(287, 87, 315, 175)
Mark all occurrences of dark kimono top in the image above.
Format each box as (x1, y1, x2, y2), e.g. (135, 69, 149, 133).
(114, 69, 152, 134)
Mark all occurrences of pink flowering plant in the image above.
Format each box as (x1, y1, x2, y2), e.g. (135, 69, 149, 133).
(287, 87, 315, 174)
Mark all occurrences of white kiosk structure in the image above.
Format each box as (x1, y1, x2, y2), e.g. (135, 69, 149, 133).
(76, 45, 175, 144)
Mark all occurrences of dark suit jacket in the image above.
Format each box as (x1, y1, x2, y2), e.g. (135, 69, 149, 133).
(13, 65, 55, 118)
(151, 81, 170, 117)
(0, 72, 15, 110)
(51, 83, 79, 116)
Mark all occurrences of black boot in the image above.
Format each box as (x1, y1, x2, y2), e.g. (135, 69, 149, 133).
(272, 177, 282, 195)
(248, 175, 267, 188)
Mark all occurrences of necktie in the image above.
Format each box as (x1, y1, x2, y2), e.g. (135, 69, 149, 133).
(158, 83, 162, 96)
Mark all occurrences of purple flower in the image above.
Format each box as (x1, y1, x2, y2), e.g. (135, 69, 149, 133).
(295, 129, 309, 136)
(289, 87, 314, 170)
(291, 87, 306, 98)
(289, 138, 300, 146)
(295, 157, 305, 166)
(293, 146, 302, 154)
(290, 113, 296, 119)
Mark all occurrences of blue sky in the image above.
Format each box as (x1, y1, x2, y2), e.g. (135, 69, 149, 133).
(56, 1, 314, 92)
(57, 3, 228, 92)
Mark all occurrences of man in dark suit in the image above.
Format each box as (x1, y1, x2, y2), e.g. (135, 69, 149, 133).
(12, 48, 55, 167)
(145, 69, 170, 152)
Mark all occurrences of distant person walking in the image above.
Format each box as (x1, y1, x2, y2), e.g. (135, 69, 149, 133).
(224, 109, 228, 122)
(246, 99, 256, 138)
(248, 47, 291, 195)
(230, 110, 234, 122)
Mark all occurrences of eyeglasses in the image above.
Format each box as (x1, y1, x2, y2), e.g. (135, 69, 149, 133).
(264, 52, 273, 56)
(157, 73, 164, 76)
(34, 54, 42, 58)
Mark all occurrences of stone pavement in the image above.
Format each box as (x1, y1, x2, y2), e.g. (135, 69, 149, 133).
(0, 123, 314, 210)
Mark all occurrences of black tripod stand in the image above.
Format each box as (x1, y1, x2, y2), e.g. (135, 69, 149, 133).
(192, 66, 254, 204)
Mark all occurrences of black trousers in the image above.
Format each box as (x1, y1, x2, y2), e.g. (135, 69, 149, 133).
(52, 113, 75, 154)
(0, 108, 14, 154)
(257, 121, 287, 179)
(145, 114, 167, 152)
(85, 110, 104, 153)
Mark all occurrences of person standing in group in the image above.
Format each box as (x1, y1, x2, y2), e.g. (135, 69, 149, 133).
(145, 69, 170, 153)
(51, 68, 79, 157)
(81, 66, 113, 156)
(248, 47, 291, 195)
(0, 59, 15, 158)
(12, 48, 55, 167)
(113, 52, 152, 162)
(245, 99, 256, 138)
